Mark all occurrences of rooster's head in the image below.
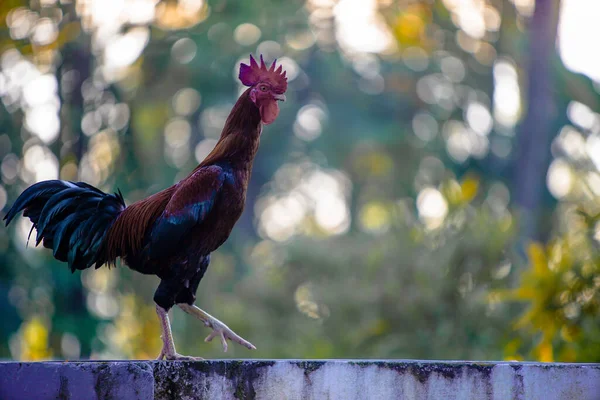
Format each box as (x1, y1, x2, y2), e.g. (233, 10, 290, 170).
(239, 54, 287, 125)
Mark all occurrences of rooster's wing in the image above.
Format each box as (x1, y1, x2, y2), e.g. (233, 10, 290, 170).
(145, 165, 225, 259)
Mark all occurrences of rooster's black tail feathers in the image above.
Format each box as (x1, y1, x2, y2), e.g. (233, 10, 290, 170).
(4, 180, 125, 272)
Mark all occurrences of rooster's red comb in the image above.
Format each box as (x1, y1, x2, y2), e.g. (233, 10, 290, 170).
(239, 54, 287, 93)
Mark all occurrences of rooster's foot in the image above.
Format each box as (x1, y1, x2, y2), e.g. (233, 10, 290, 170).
(203, 315, 256, 352)
(178, 303, 256, 352)
(157, 348, 203, 361)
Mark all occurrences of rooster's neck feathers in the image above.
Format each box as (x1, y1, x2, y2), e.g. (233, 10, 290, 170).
(195, 89, 261, 172)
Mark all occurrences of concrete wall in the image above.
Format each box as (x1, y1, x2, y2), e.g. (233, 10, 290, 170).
(0, 359, 599, 400)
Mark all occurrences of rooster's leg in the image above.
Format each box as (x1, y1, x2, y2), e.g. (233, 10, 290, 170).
(156, 305, 203, 361)
(177, 303, 256, 352)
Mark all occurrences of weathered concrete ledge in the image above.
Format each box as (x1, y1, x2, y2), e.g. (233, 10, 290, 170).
(0, 359, 599, 400)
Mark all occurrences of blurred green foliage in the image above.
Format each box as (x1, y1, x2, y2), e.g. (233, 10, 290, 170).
(0, 0, 599, 363)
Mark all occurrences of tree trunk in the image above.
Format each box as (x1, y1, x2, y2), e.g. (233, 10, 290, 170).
(514, 0, 561, 242)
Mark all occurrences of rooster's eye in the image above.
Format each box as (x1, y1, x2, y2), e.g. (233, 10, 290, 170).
(259, 85, 267, 92)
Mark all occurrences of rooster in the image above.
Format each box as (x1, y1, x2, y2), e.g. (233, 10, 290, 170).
(4, 55, 287, 360)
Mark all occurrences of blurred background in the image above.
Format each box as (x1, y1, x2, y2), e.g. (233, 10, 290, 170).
(0, 0, 599, 363)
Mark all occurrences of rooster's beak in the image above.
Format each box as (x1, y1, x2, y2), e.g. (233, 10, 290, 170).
(273, 94, 286, 102)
